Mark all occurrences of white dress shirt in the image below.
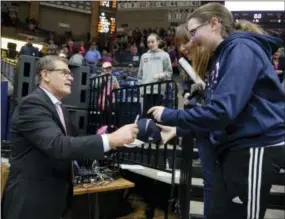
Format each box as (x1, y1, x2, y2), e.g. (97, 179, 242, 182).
(40, 87, 110, 152)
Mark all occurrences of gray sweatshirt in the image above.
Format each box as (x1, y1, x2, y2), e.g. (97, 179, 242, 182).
(137, 49, 173, 94)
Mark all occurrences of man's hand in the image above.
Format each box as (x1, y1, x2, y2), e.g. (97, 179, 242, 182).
(107, 124, 139, 148)
(183, 92, 190, 105)
(156, 124, 177, 144)
(147, 106, 165, 122)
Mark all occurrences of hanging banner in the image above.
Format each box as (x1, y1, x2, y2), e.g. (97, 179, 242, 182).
(118, 1, 201, 10)
(40, 1, 91, 14)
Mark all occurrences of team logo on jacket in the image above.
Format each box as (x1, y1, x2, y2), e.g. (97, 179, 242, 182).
(213, 62, 219, 84)
(207, 62, 220, 100)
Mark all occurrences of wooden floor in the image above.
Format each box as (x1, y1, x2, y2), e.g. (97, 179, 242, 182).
(117, 197, 178, 219)
(117, 194, 285, 219)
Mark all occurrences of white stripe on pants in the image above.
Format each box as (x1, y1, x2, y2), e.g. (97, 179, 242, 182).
(247, 147, 264, 219)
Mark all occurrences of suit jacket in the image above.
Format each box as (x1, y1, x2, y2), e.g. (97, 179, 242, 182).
(2, 87, 105, 219)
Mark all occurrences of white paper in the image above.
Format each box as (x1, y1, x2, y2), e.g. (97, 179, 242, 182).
(124, 139, 145, 148)
(1, 158, 10, 167)
(157, 170, 180, 178)
(120, 164, 145, 170)
(179, 57, 206, 89)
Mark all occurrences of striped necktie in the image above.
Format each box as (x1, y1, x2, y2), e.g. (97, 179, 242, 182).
(55, 102, 75, 179)
(55, 102, 66, 132)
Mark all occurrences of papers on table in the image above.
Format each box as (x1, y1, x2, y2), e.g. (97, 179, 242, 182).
(157, 170, 180, 179)
(120, 164, 145, 170)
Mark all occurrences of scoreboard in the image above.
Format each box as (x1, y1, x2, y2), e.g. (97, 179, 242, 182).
(98, 1, 117, 35)
(99, 1, 117, 10)
(98, 11, 116, 34)
(232, 11, 285, 26)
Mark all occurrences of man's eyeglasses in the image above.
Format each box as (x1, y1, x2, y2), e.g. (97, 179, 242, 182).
(188, 21, 209, 38)
(47, 68, 73, 77)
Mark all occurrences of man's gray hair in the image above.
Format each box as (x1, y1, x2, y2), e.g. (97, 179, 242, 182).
(36, 55, 68, 85)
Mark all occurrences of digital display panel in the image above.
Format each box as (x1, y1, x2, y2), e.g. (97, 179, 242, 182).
(232, 11, 285, 25)
(97, 12, 116, 34)
(99, 1, 117, 9)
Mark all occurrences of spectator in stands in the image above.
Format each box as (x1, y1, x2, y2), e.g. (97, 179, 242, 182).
(130, 42, 138, 56)
(149, 3, 285, 219)
(132, 27, 142, 48)
(39, 43, 48, 57)
(137, 33, 172, 116)
(9, 10, 19, 27)
(279, 47, 285, 57)
(139, 37, 146, 55)
(101, 50, 113, 64)
(272, 49, 285, 82)
(168, 44, 179, 75)
(58, 49, 67, 58)
(47, 40, 57, 55)
(18, 36, 39, 57)
(62, 45, 69, 56)
(98, 61, 120, 110)
(66, 39, 75, 58)
(69, 46, 84, 66)
(85, 42, 101, 75)
(158, 40, 166, 51)
(79, 41, 86, 55)
(101, 61, 120, 88)
(26, 17, 38, 30)
(112, 38, 120, 55)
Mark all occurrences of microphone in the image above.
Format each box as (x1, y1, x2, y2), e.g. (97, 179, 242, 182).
(178, 57, 206, 89)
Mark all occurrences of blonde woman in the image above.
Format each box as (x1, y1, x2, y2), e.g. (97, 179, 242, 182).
(174, 23, 214, 219)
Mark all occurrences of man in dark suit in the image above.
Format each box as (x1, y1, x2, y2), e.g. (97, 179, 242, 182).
(2, 55, 138, 219)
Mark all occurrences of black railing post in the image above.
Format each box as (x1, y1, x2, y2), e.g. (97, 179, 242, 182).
(178, 134, 194, 219)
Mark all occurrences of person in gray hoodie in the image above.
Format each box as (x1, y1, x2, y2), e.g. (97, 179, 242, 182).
(137, 33, 173, 115)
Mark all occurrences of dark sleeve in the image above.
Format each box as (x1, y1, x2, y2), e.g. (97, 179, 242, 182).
(17, 96, 105, 160)
(176, 127, 191, 137)
(19, 46, 24, 56)
(161, 43, 263, 132)
(65, 110, 79, 137)
(182, 80, 194, 96)
(35, 48, 40, 57)
(182, 80, 190, 96)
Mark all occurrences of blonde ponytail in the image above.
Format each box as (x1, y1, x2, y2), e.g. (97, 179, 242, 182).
(234, 19, 265, 35)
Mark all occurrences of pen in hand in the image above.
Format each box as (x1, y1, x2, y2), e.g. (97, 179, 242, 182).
(124, 115, 140, 148)
(134, 114, 140, 124)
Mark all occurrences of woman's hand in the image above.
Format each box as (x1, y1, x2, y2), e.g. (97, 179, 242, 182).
(156, 124, 177, 144)
(183, 92, 190, 105)
(147, 106, 165, 122)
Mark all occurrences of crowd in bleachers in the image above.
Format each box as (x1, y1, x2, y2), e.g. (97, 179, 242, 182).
(2, 2, 285, 81)
(38, 27, 179, 66)
(17, 25, 285, 67)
